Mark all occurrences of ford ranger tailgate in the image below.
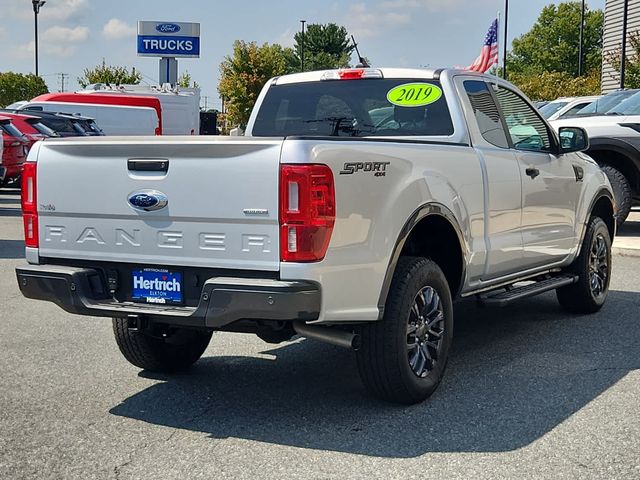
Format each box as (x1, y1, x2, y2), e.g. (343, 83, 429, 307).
(34, 137, 283, 271)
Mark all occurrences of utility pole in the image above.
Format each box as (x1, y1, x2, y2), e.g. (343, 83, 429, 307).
(502, 0, 509, 80)
(578, 0, 585, 76)
(32, 0, 46, 76)
(621, 0, 630, 89)
(57, 73, 69, 92)
(300, 20, 306, 72)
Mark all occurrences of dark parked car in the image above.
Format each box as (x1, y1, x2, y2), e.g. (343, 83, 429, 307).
(0, 110, 101, 138)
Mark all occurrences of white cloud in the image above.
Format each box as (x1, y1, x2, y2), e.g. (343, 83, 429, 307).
(275, 28, 296, 48)
(344, 3, 411, 39)
(40, 0, 89, 21)
(43, 25, 89, 43)
(0, 27, 6, 40)
(11, 26, 90, 59)
(12, 41, 35, 60)
(8, 0, 89, 21)
(103, 18, 137, 40)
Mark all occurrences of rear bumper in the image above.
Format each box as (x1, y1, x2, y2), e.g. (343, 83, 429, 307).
(16, 264, 320, 328)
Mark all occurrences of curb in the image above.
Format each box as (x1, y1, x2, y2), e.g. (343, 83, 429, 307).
(612, 247, 640, 258)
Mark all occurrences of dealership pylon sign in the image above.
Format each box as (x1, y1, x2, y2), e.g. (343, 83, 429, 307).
(137, 21, 200, 58)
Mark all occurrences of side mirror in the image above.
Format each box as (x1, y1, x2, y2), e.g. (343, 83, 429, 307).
(229, 127, 245, 137)
(558, 126, 589, 154)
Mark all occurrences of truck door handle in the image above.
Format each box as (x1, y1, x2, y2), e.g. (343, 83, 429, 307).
(525, 167, 540, 179)
(127, 159, 169, 172)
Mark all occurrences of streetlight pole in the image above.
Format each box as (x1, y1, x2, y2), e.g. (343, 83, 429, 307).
(300, 20, 306, 72)
(32, 0, 46, 76)
(578, 0, 585, 76)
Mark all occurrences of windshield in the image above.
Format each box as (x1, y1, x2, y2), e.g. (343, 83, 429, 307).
(578, 90, 637, 115)
(252, 79, 454, 137)
(539, 101, 569, 118)
(607, 91, 640, 115)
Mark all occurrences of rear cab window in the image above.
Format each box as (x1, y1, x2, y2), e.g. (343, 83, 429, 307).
(27, 120, 58, 137)
(251, 78, 455, 138)
(0, 122, 26, 139)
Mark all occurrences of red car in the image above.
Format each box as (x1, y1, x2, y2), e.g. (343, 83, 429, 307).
(0, 116, 30, 187)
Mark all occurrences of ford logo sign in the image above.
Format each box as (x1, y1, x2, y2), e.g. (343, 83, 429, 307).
(156, 23, 181, 33)
(128, 190, 168, 212)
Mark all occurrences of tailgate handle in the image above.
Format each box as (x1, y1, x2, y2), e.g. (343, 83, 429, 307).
(127, 159, 169, 172)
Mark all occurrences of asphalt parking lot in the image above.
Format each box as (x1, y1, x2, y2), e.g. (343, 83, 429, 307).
(1, 187, 639, 480)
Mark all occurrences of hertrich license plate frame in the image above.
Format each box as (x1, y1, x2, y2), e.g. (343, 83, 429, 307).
(131, 268, 184, 305)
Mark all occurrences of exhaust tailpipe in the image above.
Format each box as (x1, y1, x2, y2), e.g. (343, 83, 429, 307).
(293, 321, 361, 351)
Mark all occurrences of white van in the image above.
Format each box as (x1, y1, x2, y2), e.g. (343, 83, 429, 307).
(79, 84, 200, 135)
(19, 102, 158, 136)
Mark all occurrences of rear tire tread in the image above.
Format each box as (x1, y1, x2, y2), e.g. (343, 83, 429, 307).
(112, 319, 212, 372)
(600, 164, 632, 226)
(357, 257, 453, 404)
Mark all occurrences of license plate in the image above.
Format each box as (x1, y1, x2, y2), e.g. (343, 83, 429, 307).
(132, 268, 183, 305)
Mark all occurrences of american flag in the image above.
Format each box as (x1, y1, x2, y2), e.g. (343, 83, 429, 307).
(467, 19, 499, 73)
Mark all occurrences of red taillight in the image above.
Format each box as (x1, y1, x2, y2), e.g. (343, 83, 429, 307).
(338, 69, 366, 80)
(21, 162, 39, 248)
(279, 164, 335, 262)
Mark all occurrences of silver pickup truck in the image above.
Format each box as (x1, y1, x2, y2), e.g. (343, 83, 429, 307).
(16, 68, 615, 404)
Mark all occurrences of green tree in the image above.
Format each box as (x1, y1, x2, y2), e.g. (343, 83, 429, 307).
(0, 72, 49, 107)
(510, 70, 601, 101)
(218, 40, 294, 127)
(603, 31, 640, 88)
(509, 2, 604, 77)
(177, 71, 200, 89)
(77, 59, 142, 88)
(294, 23, 354, 71)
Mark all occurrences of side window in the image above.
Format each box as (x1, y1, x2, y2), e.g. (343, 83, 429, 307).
(559, 103, 589, 118)
(495, 87, 552, 152)
(463, 80, 509, 148)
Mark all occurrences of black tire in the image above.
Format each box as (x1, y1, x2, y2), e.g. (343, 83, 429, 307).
(557, 217, 612, 314)
(112, 319, 213, 372)
(600, 164, 632, 227)
(356, 257, 454, 404)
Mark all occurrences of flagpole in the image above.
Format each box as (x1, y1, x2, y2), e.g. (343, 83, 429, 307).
(496, 11, 501, 85)
(503, 0, 509, 80)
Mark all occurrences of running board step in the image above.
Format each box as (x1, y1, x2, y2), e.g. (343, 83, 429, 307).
(478, 274, 579, 307)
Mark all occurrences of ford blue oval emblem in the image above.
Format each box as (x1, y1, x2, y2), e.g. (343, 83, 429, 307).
(128, 190, 168, 212)
(156, 23, 181, 33)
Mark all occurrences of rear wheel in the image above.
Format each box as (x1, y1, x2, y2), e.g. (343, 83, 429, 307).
(112, 319, 212, 372)
(600, 164, 632, 226)
(356, 257, 453, 404)
(557, 217, 611, 313)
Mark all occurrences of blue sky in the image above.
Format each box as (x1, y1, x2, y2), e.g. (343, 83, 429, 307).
(0, 0, 605, 109)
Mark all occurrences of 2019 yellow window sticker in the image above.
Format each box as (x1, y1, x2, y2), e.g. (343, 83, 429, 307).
(387, 83, 443, 107)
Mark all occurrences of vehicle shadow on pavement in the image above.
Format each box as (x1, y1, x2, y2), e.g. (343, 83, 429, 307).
(617, 218, 640, 238)
(0, 208, 22, 217)
(0, 240, 26, 259)
(110, 290, 640, 458)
